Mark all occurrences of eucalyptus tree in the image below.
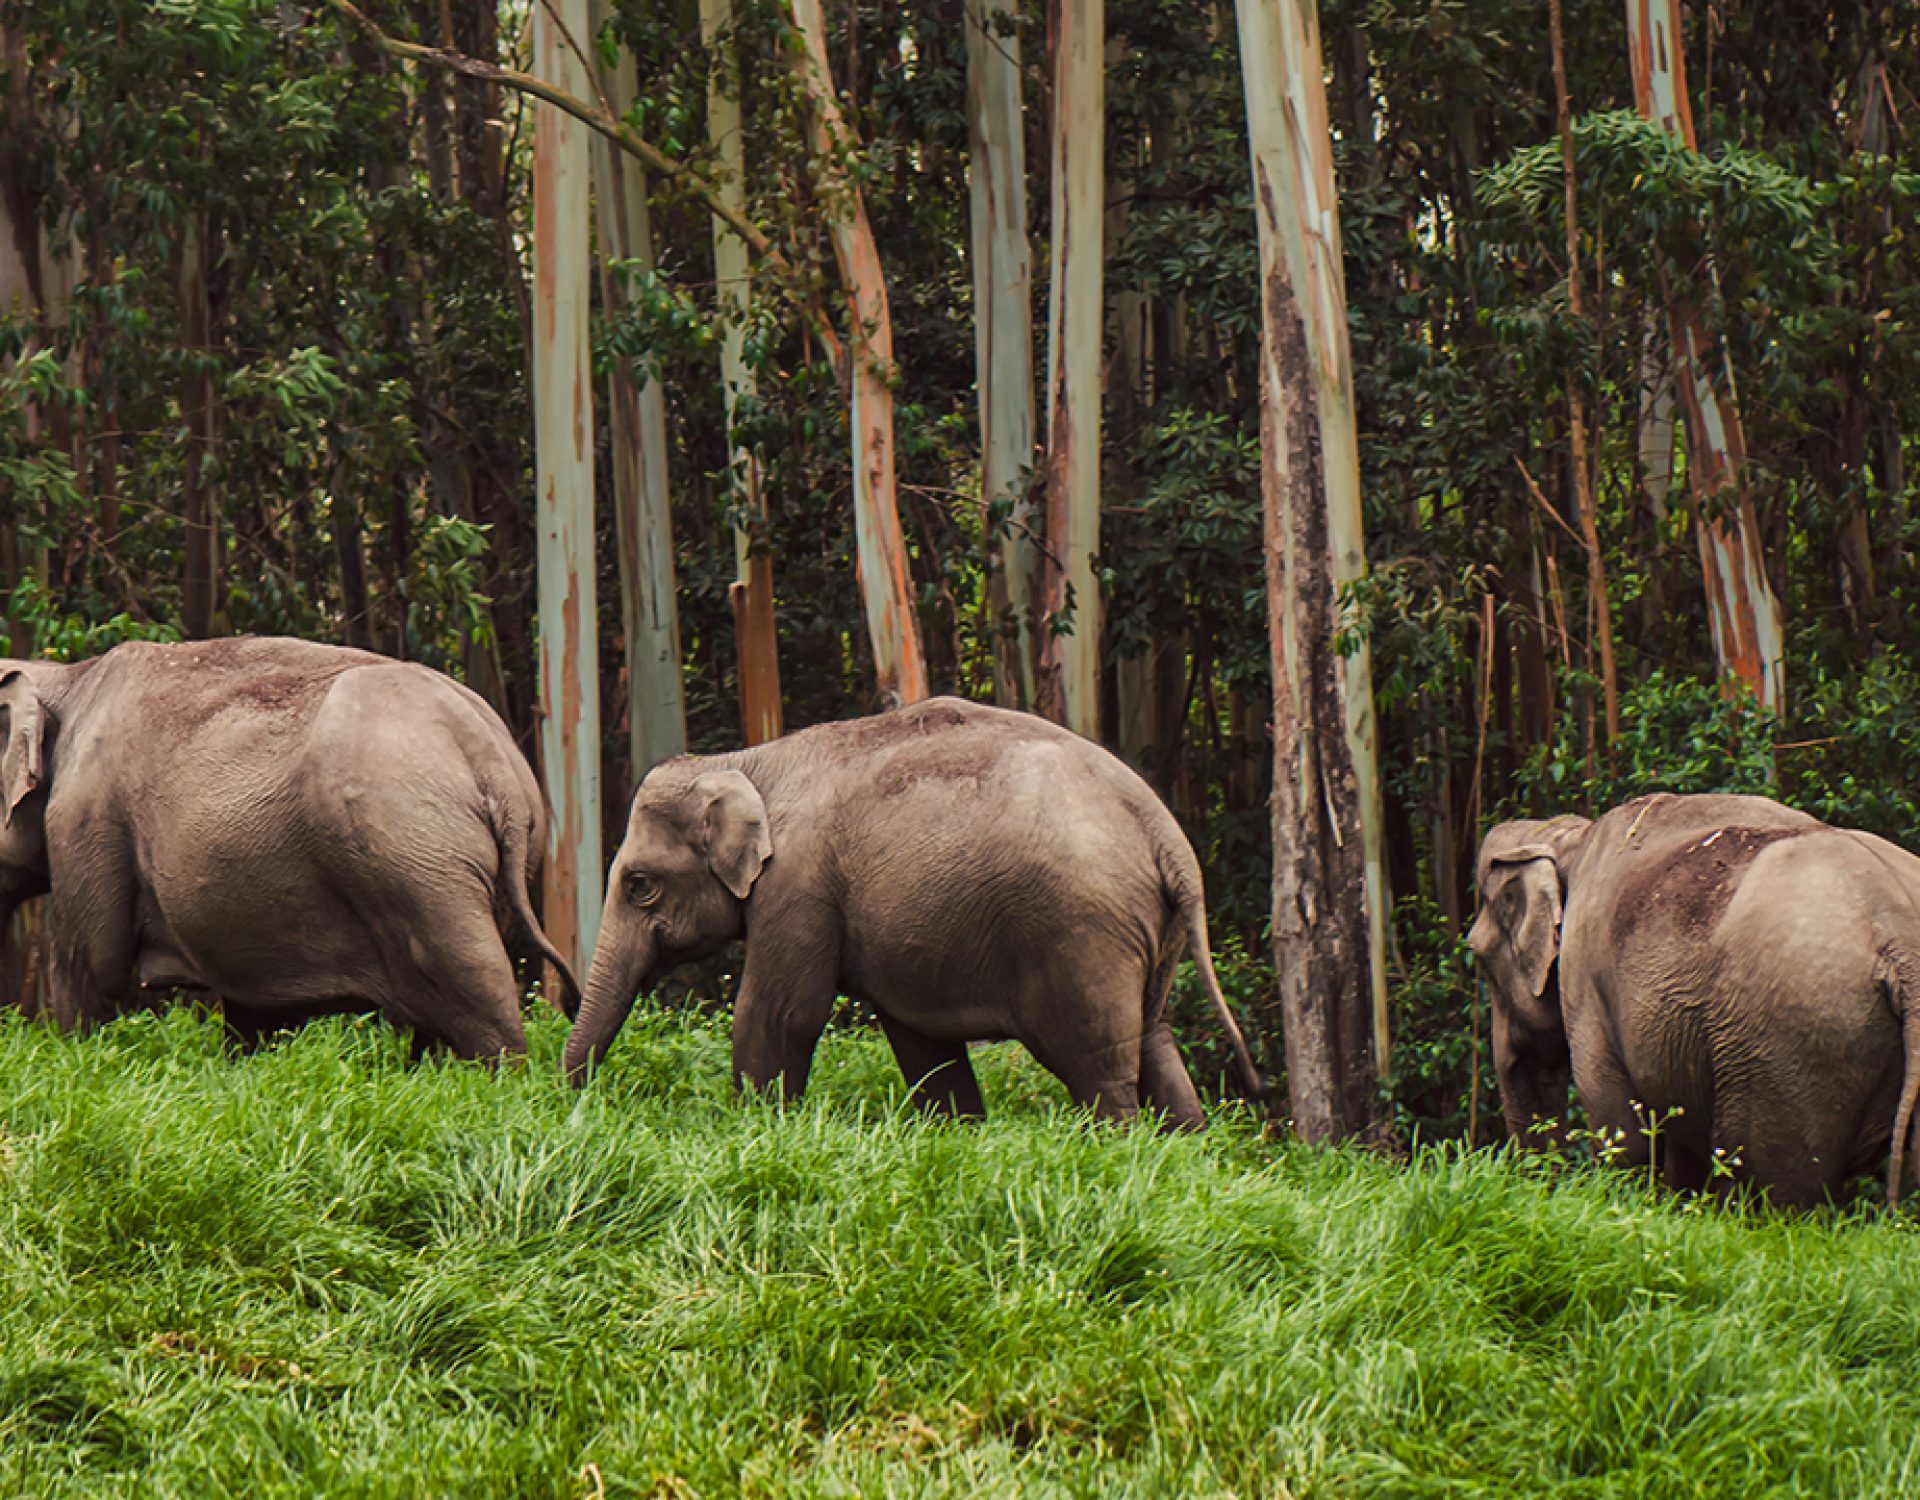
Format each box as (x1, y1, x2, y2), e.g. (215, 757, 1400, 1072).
(532, 0, 604, 973)
(1233, 0, 1387, 1138)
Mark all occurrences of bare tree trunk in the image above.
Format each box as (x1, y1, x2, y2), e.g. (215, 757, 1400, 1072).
(1551, 0, 1617, 743)
(533, 0, 604, 985)
(702, 0, 784, 743)
(178, 198, 218, 639)
(1235, 0, 1388, 1140)
(1037, 0, 1104, 739)
(964, 0, 1039, 709)
(1628, 0, 1785, 710)
(595, 0, 687, 780)
(444, 0, 527, 738)
(788, 0, 929, 706)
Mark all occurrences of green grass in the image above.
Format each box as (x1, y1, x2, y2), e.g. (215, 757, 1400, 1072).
(4, 1009, 1920, 1497)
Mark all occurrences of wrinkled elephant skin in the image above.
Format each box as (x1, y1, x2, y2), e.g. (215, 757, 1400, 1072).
(0, 637, 578, 1056)
(566, 697, 1260, 1124)
(1470, 792, 1920, 1206)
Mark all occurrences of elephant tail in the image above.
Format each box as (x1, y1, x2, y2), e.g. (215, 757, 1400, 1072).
(1888, 959, 1920, 1208)
(491, 797, 584, 1022)
(1159, 846, 1263, 1100)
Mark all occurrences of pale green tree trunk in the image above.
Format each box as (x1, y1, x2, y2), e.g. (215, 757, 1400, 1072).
(1234, 0, 1388, 1140)
(702, 0, 784, 743)
(593, 0, 686, 781)
(964, 0, 1038, 710)
(533, 0, 603, 983)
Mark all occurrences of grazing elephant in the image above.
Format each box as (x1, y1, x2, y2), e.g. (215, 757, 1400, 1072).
(564, 696, 1261, 1124)
(0, 637, 579, 1055)
(1469, 792, 1920, 1206)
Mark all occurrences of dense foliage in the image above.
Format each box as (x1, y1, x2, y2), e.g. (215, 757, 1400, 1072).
(3, 0, 1916, 1134)
(7, 1009, 1920, 1496)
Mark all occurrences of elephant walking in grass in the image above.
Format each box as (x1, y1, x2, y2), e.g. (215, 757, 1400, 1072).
(1470, 792, 1920, 1207)
(0, 637, 579, 1055)
(565, 697, 1261, 1125)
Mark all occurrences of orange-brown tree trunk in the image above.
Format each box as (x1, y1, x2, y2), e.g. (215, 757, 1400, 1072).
(1627, 0, 1784, 709)
(788, 0, 928, 706)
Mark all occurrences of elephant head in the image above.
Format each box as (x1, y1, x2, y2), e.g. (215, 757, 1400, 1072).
(0, 663, 56, 902)
(563, 764, 772, 1084)
(1467, 815, 1589, 1145)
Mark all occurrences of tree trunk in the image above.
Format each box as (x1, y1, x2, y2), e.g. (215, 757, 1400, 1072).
(532, 0, 604, 985)
(1037, 0, 1104, 739)
(702, 0, 784, 743)
(177, 198, 218, 639)
(594, 0, 687, 781)
(964, 0, 1039, 710)
(788, 0, 929, 707)
(1628, 0, 1785, 710)
(1551, 0, 1617, 743)
(444, 0, 530, 742)
(1234, 0, 1388, 1140)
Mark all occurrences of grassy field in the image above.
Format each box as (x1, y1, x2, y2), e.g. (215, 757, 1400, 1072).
(4, 1008, 1920, 1498)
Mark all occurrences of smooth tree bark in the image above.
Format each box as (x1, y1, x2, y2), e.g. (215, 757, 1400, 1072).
(1234, 0, 1389, 1141)
(1550, 0, 1618, 743)
(594, 0, 687, 777)
(1627, 0, 1785, 710)
(787, 0, 929, 706)
(702, 0, 783, 744)
(532, 0, 603, 981)
(964, 0, 1039, 709)
(1038, 0, 1104, 739)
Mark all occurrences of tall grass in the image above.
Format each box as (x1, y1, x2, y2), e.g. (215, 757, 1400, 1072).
(3, 1006, 1920, 1497)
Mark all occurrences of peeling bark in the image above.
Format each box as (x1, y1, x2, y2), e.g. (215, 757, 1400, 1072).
(1037, 0, 1104, 739)
(965, 0, 1039, 710)
(703, 0, 784, 743)
(1627, 0, 1785, 710)
(788, 0, 928, 707)
(595, 0, 687, 779)
(1235, 0, 1388, 1140)
(533, 0, 604, 982)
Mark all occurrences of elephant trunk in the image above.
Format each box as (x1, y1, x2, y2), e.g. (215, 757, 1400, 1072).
(1497, 1047, 1572, 1149)
(562, 933, 651, 1087)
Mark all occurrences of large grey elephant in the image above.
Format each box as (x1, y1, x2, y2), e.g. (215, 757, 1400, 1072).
(564, 696, 1261, 1124)
(0, 636, 578, 1054)
(1469, 792, 1920, 1206)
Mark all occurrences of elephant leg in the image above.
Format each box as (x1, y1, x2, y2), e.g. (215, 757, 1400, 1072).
(42, 875, 138, 1031)
(1028, 1025, 1142, 1123)
(1138, 1022, 1206, 1131)
(730, 940, 837, 1103)
(877, 1012, 984, 1119)
(388, 921, 527, 1064)
(1660, 1136, 1710, 1195)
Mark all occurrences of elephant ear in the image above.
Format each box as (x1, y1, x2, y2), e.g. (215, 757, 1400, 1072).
(1469, 844, 1562, 1004)
(0, 669, 47, 827)
(692, 769, 772, 900)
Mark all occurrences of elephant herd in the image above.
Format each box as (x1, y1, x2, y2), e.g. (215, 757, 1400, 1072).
(3, 634, 1917, 1209)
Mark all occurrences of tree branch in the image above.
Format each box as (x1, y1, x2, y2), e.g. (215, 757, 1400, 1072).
(321, 0, 844, 363)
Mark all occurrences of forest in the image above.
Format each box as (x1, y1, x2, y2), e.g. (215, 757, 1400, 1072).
(4, 0, 1918, 1140)
(8, 2, 1920, 1493)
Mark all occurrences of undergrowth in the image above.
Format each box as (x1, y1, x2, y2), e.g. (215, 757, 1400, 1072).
(3, 1007, 1919, 1497)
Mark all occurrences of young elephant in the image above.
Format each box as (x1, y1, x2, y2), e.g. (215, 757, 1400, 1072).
(565, 697, 1260, 1124)
(0, 637, 579, 1055)
(1469, 792, 1920, 1206)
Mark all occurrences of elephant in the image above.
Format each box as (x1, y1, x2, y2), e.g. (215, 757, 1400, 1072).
(563, 696, 1261, 1125)
(1469, 791, 1920, 1207)
(0, 636, 579, 1055)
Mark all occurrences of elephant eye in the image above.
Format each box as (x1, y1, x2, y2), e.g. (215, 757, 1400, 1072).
(624, 871, 661, 907)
